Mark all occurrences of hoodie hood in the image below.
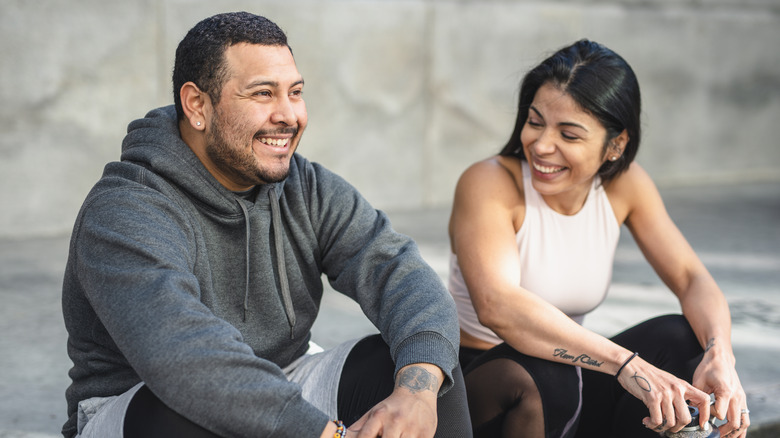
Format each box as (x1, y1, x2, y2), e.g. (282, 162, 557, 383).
(121, 105, 295, 336)
(120, 105, 287, 213)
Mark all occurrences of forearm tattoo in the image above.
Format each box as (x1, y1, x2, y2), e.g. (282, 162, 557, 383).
(705, 337, 715, 353)
(397, 366, 439, 394)
(632, 372, 652, 393)
(552, 348, 604, 367)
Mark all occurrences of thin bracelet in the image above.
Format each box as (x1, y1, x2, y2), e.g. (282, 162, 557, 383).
(615, 352, 639, 379)
(333, 420, 347, 438)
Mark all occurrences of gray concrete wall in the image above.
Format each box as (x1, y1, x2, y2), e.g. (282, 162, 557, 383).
(2, 0, 779, 238)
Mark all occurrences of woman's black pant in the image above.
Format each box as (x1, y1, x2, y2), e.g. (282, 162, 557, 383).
(460, 315, 704, 438)
(124, 334, 472, 437)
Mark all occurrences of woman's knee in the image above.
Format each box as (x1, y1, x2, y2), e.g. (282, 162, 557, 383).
(464, 355, 580, 437)
(616, 315, 701, 355)
(648, 315, 697, 342)
(465, 358, 539, 406)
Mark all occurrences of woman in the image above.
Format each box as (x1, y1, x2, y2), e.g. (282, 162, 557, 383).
(448, 40, 748, 438)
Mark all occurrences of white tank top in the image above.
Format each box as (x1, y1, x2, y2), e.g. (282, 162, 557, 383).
(449, 160, 621, 345)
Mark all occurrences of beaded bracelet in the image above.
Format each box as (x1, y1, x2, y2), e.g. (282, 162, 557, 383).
(615, 352, 639, 379)
(333, 420, 347, 438)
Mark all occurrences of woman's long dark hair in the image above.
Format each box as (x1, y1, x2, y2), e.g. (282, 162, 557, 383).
(501, 40, 641, 183)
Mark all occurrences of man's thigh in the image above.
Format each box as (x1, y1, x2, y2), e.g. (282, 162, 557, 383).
(337, 334, 397, 424)
(337, 334, 473, 437)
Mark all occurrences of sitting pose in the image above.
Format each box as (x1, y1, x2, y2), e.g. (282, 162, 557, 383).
(448, 39, 747, 438)
(61, 12, 470, 438)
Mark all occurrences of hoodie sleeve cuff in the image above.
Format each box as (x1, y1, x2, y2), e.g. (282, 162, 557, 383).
(273, 396, 331, 437)
(392, 331, 459, 396)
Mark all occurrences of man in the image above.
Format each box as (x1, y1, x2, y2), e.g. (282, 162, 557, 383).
(61, 11, 469, 438)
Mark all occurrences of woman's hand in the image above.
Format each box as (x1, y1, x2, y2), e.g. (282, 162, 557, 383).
(617, 355, 711, 434)
(692, 344, 749, 438)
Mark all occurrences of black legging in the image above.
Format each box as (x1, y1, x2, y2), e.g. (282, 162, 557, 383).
(460, 343, 582, 438)
(338, 334, 472, 437)
(460, 315, 704, 438)
(575, 314, 704, 437)
(125, 334, 472, 437)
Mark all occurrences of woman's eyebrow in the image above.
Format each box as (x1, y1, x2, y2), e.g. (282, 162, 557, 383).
(530, 105, 588, 132)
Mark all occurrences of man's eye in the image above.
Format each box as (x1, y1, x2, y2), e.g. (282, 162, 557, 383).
(255, 90, 271, 97)
(290, 89, 303, 97)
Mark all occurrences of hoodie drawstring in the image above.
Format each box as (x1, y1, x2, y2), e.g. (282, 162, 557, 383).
(236, 187, 296, 338)
(268, 186, 296, 339)
(237, 200, 252, 323)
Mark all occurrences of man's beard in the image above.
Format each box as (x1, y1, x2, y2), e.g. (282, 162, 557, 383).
(205, 109, 298, 186)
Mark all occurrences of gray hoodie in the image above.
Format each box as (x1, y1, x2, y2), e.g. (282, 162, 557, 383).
(61, 105, 459, 438)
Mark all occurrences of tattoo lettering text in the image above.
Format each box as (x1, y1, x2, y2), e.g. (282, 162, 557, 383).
(397, 366, 438, 394)
(553, 348, 604, 367)
(705, 338, 715, 353)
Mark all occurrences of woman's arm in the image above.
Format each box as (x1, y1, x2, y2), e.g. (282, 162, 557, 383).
(450, 158, 710, 433)
(616, 163, 748, 437)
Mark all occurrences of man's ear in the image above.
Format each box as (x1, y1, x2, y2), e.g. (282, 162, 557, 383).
(180, 82, 209, 131)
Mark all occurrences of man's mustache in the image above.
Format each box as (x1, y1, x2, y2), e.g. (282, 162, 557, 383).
(254, 126, 299, 137)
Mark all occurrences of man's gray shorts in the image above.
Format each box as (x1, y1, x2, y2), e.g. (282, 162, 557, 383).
(74, 339, 360, 437)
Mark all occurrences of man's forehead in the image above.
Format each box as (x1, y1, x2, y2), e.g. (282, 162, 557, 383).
(224, 43, 302, 84)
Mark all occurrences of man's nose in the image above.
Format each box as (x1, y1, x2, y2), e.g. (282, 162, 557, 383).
(271, 97, 297, 126)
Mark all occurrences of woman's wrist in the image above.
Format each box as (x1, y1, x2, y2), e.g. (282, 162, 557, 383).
(615, 352, 639, 379)
(703, 337, 736, 365)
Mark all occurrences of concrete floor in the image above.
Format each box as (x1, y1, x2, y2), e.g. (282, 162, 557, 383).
(1, 181, 779, 437)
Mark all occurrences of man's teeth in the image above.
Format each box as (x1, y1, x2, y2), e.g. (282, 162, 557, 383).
(259, 138, 288, 146)
(533, 162, 564, 174)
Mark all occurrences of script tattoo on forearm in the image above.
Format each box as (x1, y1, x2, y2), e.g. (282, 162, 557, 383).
(705, 337, 715, 353)
(632, 372, 652, 393)
(397, 366, 438, 394)
(553, 348, 604, 367)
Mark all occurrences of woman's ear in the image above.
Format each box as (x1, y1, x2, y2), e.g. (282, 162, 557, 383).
(608, 129, 629, 161)
(180, 82, 208, 131)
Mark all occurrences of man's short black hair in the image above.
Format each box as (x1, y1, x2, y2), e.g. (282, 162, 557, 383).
(172, 11, 290, 120)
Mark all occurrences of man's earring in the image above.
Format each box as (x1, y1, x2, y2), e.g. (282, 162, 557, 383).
(196, 121, 202, 126)
(610, 156, 618, 161)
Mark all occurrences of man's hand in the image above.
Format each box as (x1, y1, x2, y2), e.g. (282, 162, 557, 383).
(319, 420, 339, 438)
(348, 363, 443, 438)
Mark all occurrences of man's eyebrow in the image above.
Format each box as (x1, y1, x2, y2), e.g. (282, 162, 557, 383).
(246, 80, 277, 89)
(245, 79, 305, 89)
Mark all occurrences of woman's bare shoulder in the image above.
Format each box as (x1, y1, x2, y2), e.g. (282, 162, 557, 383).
(451, 156, 526, 236)
(605, 162, 660, 224)
(457, 156, 524, 195)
